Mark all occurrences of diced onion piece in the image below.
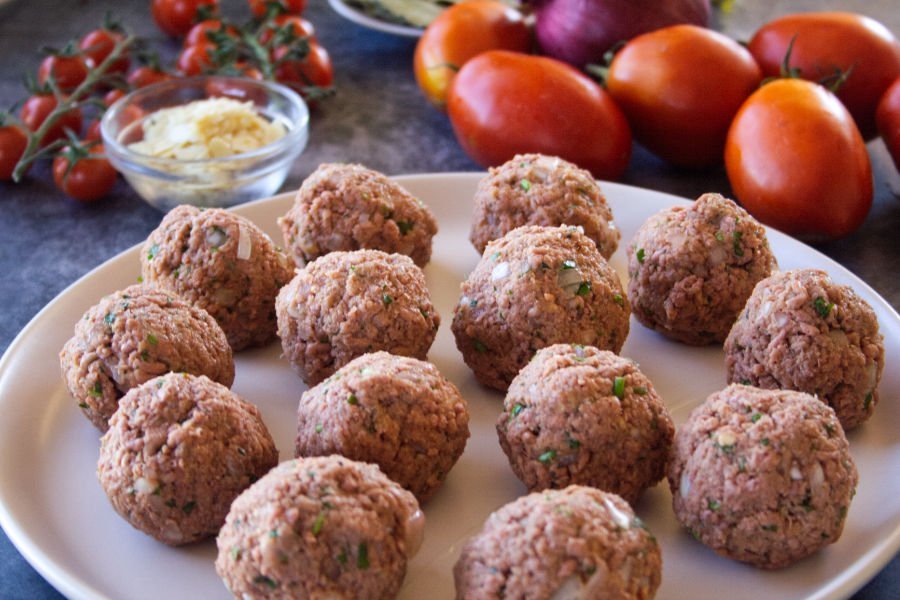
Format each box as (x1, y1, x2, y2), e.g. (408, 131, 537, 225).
(237, 225, 252, 260)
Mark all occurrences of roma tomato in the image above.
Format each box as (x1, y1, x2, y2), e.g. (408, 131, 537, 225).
(414, 0, 531, 110)
(20, 94, 83, 147)
(249, 0, 306, 18)
(725, 79, 872, 241)
(448, 50, 631, 180)
(876, 77, 900, 170)
(259, 15, 316, 45)
(152, 0, 219, 38)
(52, 144, 117, 202)
(184, 19, 239, 47)
(79, 28, 130, 73)
(38, 53, 89, 93)
(748, 12, 900, 139)
(0, 125, 28, 181)
(607, 24, 761, 169)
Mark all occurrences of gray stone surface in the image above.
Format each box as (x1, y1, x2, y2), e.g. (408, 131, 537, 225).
(0, 0, 896, 598)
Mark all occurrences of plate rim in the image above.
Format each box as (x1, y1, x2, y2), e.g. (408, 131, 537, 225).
(326, 0, 423, 38)
(0, 172, 897, 600)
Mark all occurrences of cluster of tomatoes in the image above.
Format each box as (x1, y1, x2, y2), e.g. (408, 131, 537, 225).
(414, 2, 900, 241)
(0, 0, 332, 203)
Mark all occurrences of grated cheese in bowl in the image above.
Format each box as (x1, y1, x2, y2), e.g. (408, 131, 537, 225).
(128, 97, 287, 160)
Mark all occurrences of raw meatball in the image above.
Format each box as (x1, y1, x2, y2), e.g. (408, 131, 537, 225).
(452, 225, 630, 391)
(276, 249, 440, 385)
(215, 455, 424, 600)
(279, 163, 438, 267)
(98, 373, 278, 545)
(59, 283, 234, 431)
(470, 153, 620, 258)
(724, 268, 884, 430)
(497, 344, 674, 504)
(454, 485, 661, 600)
(296, 351, 469, 501)
(668, 384, 858, 569)
(141, 205, 295, 351)
(627, 193, 777, 345)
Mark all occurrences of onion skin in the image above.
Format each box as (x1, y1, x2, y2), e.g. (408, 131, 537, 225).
(530, 0, 712, 68)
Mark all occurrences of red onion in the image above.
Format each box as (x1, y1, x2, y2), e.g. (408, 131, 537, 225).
(529, 0, 712, 68)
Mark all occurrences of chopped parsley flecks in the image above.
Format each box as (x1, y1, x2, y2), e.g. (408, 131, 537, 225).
(104, 312, 115, 326)
(357, 543, 370, 569)
(715, 231, 725, 242)
(347, 394, 359, 406)
(707, 498, 721, 511)
(382, 294, 393, 306)
(254, 575, 277, 589)
(562, 259, 577, 270)
(397, 220, 414, 235)
(182, 501, 196, 514)
(633, 386, 648, 396)
(612, 293, 624, 307)
(312, 513, 326, 536)
(315, 424, 323, 434)
(576, 281, 591, 296)
(146, 333, 159, 346)
(538, 449, 557, 464)
(750, 413, 762, 423)
(636, 248, 645, 264)
(613, 376, 626, 400)
(732, 231, 744, 256)
(89, 382, 103, 397)
(519, 178, 532, 192)
(864, 392, 874, 410)
(813, 297, 834, 318)
(147, 244, 159, 261)
(473, 339, 488, 354)
(511, 403, 525, 418)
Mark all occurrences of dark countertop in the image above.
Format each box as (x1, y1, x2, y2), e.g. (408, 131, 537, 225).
(0, 0, 896, 598)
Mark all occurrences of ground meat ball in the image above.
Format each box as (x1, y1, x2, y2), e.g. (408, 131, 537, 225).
(469, 154, 620, 258)
(667, 384, 858, 569)
(296, 352, 469, 501)
(59, 283, 234, 431)
(724, 268, 884, 430)
(497, 344, 674, 504)
(452, 225, 630, 391)
(215, 455, 424, 600)
(279, 163, 438, 267)
(276, 249, 440, 385)
(454, 485, 661, 600)
(98, 373, 278, 545)
(627, 193, 777, 345)
(141, 205, 295, 351)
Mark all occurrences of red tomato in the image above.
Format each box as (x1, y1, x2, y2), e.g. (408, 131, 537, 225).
(20, 94, 83, 147)
(184, 19, 239, 47)
(725, 79, 872, 241)
(104, 88, 127, 107)
(79, 29, 130, 73)
(152, 0, 219, 38)
(205, 68, 267, 103)
(413, 0, 531, 110)
(85, 119, 103, 142)
(259, 15, 316, 45)
(448, 50, 631, 180)
(607, 25, 762, 169)
(876, 77, 900, 170)
(126, 66, 173, 89)
(274, 41, 334, 90)
(177, 42, 216, 76)
(52, 144, 117, 202)
(0, 125, 29, 181)
(748, 12, 900, 139)
(249, 0, 305, 18)
(38, 54, 89, 93)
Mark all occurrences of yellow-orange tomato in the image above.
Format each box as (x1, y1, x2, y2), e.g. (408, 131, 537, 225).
(413, 0, 531, 110)
(725, 79, 872, 241)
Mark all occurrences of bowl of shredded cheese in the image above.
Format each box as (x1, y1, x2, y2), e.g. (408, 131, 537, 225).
(101, 76, 309, 212)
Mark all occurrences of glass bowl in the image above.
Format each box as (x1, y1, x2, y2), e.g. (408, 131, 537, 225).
(101, 76, 309, 212)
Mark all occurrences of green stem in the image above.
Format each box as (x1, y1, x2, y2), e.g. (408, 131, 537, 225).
(12, 34, 136, 182)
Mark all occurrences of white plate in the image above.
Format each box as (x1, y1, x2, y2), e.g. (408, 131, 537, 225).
(0, 173, 897, 600)
(327, 0, 423, 38)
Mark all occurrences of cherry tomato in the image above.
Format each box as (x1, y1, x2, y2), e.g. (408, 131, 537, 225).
(53, 144, 117, 202)
(20, 94, 83, 147)
(876, 77, 900, 170)
(0, 125, 29, 181)
(177, 42, 216, 76)
(79, 28, 130, 74)
(126, 66, 173, 89)
(748, 12, 900, 139)
(85, 119, 103, 142)
(274, 41, 334, 90)
(152, 0, 219, 38)
(249, 0, 305, 18)
(413, 0, 531, 110)
(184, 19, 239, 47)
(725, 79, 872, 241)
(104, 88, 127, 107)
(205, 67, 267, 103)
(259, 15, 316, 46)
(607, 25, 762, 169)
(38, 54, 89, 93)
(448, 50, 631, 180)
